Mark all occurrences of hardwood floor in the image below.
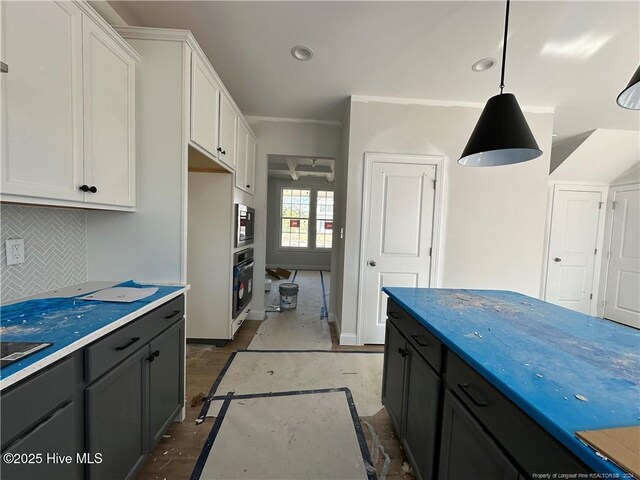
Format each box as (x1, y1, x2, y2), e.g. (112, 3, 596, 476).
(135, 320, 414, 480)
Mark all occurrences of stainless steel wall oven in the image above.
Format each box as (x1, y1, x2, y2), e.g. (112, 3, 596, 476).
(232, 248, 254, 319)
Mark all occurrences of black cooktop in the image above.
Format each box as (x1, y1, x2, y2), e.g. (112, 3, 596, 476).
(0, 342, 53, 368)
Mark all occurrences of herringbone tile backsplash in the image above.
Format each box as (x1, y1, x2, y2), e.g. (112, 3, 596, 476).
(1, 205, 88, 303)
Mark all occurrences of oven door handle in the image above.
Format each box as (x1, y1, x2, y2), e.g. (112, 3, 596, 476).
(237, 261, 255, 272)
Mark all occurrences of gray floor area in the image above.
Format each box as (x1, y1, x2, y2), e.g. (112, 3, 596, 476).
(200, 390, 370, 480)
(249, 270, 332, 350)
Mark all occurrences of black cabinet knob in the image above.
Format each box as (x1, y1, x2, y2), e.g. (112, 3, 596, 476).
(79, 184, 90, 192)
(147, 350, 160, 362)
(397, 347, 409, 357)
(217, 147, 222, 152)
(89, 186, 97, 193)
(222, 150, 226, 155)
(246, 185, 251, 189)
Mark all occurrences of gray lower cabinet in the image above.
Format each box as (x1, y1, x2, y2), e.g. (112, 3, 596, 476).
(3, 402, 79, 480)
(384, 301, 591, 480)
(0, 295, 185, 480)
(382, 321, 441, 480)
(149, 320, 185, 447)
(381, 323, 406, 430)
(439, 390, 520, 480)
(85, 347, 149, 480)
(403, 343, 440, 480)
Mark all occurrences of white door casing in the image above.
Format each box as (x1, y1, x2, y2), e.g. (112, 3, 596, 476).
(544, 187, 605, 314)
(358, 153, 441, 344)
(603, 185, 640, 328)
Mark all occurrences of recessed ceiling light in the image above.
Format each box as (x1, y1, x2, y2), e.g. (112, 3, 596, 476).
(291, 45, 314, 61)
(471, 58, 496, 72)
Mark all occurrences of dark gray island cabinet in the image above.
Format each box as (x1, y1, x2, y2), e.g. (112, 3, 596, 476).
(383, 299, 590, 480)
(1, 295, 185, 480)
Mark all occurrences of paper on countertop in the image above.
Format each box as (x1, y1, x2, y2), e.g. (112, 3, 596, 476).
(79, 287, 159, 303)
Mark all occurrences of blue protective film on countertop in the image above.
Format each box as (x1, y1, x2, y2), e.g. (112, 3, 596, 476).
(0, 281, 184, 381)
(383, 287, 640, 475)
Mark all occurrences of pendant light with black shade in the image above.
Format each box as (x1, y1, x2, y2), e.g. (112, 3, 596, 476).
(616, 65, 640, 110)
(459, 0, 543, 167)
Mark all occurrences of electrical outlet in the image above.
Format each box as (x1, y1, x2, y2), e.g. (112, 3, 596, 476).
(5, 239, 25, 265)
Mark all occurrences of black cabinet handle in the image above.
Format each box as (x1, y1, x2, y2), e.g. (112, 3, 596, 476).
(222, 150, 226, 155)
(388, 311, 400, 319)
(397, 347, 409, 358)
(411, 334, 429, 347)
(79, 184, 90, 192)
(217, 147, 222, 152)
(164, 310, 181, 319)
(115, 337, 140, 351)
(458, 383, 487, 407)
(147, 350, 160, 362)
(89, 186, 97, 193)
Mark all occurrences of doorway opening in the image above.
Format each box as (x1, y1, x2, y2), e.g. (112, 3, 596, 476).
(258, 154, 337, 349)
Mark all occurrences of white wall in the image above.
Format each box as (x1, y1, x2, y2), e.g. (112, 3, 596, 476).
(339, 98, 554, 342)
(550, 129, 640, 184)
(87, 39, 187, 285)
(266, 176, 333, 270)
(248, 118, 342, 314)
(331, 106, 351, 334)
(88, 1, 129, 26)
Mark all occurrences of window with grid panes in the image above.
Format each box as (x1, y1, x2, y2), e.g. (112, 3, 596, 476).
(315, 190, 334, 248)
(280, 189, 310, 247)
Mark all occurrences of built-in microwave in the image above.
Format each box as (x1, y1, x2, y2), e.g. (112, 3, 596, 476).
(235, 204, 255, 247)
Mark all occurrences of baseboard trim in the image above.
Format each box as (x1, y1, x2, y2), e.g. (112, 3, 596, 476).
(247, 309, 266, 321)
(339, 332, 358, 346)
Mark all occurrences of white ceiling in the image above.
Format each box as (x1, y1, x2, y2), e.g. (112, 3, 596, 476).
(112, 1, 640, 143)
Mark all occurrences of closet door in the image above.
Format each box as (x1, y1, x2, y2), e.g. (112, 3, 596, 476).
(1, 1, 84, 202)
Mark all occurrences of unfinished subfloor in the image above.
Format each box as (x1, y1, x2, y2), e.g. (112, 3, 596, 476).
(135, 317, 413, 479)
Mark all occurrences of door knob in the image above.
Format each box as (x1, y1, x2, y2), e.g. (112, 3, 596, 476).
(554, 257, 562, 263)
(368, 260, 377, 267)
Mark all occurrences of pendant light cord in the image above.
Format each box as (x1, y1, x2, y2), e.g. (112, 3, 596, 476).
(499, 0, 510, 94)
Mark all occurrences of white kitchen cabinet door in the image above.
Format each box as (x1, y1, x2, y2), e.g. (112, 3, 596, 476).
(234, 121, 256, 195)
(82, 17, 136, 207)
(1, 1, 84, 202)
(190, 52, 220, 159)
(245, 134, 256, 194)
(235, 121, 248, 190)
(218, 94, 237, 170)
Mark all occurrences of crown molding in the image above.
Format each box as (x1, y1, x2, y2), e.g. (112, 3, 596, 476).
(245, 116, 342, 127)
(350, 94, 555, 115)
(76, 2, 141, 62)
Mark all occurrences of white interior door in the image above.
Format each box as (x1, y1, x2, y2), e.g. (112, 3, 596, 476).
(361, 157, 436, 344)
(545, 188, 603, 314)
(604, 186, 640, 328)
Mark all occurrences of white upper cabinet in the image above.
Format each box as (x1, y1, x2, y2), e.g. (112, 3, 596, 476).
(246, 134, 256, 195)
(0, 1, 139, 210)
(235, 121, 256, 195)
(82, 16, 136, 207)
(218, 93, 237, 170)
(190, 51, 220, 159)
(1, 1, 84, 202)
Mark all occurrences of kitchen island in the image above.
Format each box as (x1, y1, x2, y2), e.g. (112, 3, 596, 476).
(0, 282, 189, 480)
(382, 287, 639, 480)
